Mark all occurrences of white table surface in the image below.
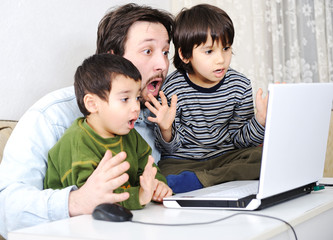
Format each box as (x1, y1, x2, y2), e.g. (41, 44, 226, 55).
(8, 186, 333, 240)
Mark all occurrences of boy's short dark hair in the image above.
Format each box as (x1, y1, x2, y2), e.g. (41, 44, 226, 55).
(173, 4, 234, 73)
(96, 3, 174, 55)
(74, 54, 141, 116)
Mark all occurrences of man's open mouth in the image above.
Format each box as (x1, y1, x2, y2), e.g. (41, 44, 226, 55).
(146, 80, 161, 96)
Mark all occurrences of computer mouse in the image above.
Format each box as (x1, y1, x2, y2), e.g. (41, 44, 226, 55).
(92, 203, 133, 222)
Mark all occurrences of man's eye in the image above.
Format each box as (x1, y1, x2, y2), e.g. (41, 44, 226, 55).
(121, 98, 128, 102)
(223, 47, 231, 52)
(205, 50, 212, 54)
(143, 49, 152, 55)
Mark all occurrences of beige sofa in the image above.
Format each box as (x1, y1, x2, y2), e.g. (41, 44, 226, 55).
(0, 121, 18, 162)
(0, 121, 17, 240)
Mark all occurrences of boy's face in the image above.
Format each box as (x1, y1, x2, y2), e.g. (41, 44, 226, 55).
(186, 35, 232, 88)
(123, 21, 170, 102)
(93, 75, 141, 138)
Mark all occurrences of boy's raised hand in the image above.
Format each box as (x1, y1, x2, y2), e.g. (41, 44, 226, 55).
(255, 88, 268, 126)
(139, 156, 158, 206)
(145, 91, 177, 142)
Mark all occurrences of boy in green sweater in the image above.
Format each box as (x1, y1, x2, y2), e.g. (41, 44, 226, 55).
(44, 54, 172, 210)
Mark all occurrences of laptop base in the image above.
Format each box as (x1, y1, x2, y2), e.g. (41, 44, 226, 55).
(163, 182, 316, 210)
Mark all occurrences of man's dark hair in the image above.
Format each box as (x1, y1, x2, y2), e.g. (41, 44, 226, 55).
(74, 54, 141, 116)
(96, 3, 174, 55)
(173, 4, 234, 73)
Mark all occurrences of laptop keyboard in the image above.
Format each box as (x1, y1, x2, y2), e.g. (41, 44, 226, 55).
(201, 181, 259, 198)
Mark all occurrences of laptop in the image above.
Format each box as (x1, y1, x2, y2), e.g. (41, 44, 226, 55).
(163, 83, 333, 210)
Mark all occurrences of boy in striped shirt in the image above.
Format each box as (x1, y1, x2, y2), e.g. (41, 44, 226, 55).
(146, 4, 268, 193)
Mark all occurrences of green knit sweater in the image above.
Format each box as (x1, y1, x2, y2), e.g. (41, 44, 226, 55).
(44, 117, 167, 210)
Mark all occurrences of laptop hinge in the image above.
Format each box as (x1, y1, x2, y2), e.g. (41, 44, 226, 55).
(256, 182, 316, 210)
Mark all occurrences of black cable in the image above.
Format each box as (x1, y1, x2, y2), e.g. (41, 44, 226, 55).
(322, 184, 333, 187)
(131, 212, 297, 240)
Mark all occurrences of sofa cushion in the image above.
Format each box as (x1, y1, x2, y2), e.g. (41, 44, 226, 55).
(0, 120, 18, 163)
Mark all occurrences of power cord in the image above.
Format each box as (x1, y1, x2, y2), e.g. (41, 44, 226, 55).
(321, 184, 333, 187)
(131, 212, 297, 240)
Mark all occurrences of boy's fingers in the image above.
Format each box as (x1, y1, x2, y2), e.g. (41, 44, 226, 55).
(146, 116, 157, 123)
(144, 101, 158, 115)
(159, 91, 168, 106)
(153, 181, 169, 201)
(151, 166, 157, 179)
(256, 88, 263, 99)
(144, 156, 154, 170)
(147, 93, 161, 109)
(170, 94, 178, 107)
(148, 155, 154, 164)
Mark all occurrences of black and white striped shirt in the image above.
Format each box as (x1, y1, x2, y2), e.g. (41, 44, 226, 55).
(155, 68, 265, 161)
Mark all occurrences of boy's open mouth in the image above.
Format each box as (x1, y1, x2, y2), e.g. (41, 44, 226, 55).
(128, 118, 137, 128)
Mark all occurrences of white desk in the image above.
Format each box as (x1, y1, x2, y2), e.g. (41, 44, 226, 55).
(8, 187, 333, 240)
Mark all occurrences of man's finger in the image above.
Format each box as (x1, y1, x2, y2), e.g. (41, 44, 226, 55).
(102, 151, 127, 172)
(97, 150, 113, 169)
(108, 192, 130, 203)
(106, 172, 129, 190)
(105, 161, 130, 181)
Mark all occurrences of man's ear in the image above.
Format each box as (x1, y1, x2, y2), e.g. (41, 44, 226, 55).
(84, 94, 98, 113)
(178, 48, 190, 64)
(107, 50, 114, 54)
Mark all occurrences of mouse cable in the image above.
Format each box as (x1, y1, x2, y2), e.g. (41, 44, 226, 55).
(131, 212, 297, 240)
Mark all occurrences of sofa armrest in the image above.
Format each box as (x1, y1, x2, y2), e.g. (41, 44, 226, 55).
(0, 120, 18, 164)
(324, 111, 333, 177)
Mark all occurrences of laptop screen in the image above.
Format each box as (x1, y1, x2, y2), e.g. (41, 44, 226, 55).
(257, 83, 333, 199)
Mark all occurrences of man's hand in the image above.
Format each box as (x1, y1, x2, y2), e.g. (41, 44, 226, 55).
(145, 91, 177, 142)
(255, 88, 268, 126)
(139, 156, 157, 206)
(68, 150, 130, 217)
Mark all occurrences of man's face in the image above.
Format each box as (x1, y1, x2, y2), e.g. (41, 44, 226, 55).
(123, 21, 170, 102)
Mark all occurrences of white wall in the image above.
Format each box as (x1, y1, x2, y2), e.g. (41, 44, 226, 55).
(0, 0, 171, 120)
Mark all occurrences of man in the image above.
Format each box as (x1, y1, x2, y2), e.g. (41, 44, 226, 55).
(0, 4, 174, 238)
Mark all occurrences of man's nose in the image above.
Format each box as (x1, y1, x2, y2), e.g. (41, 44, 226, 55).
(153, 52, 169, 72)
